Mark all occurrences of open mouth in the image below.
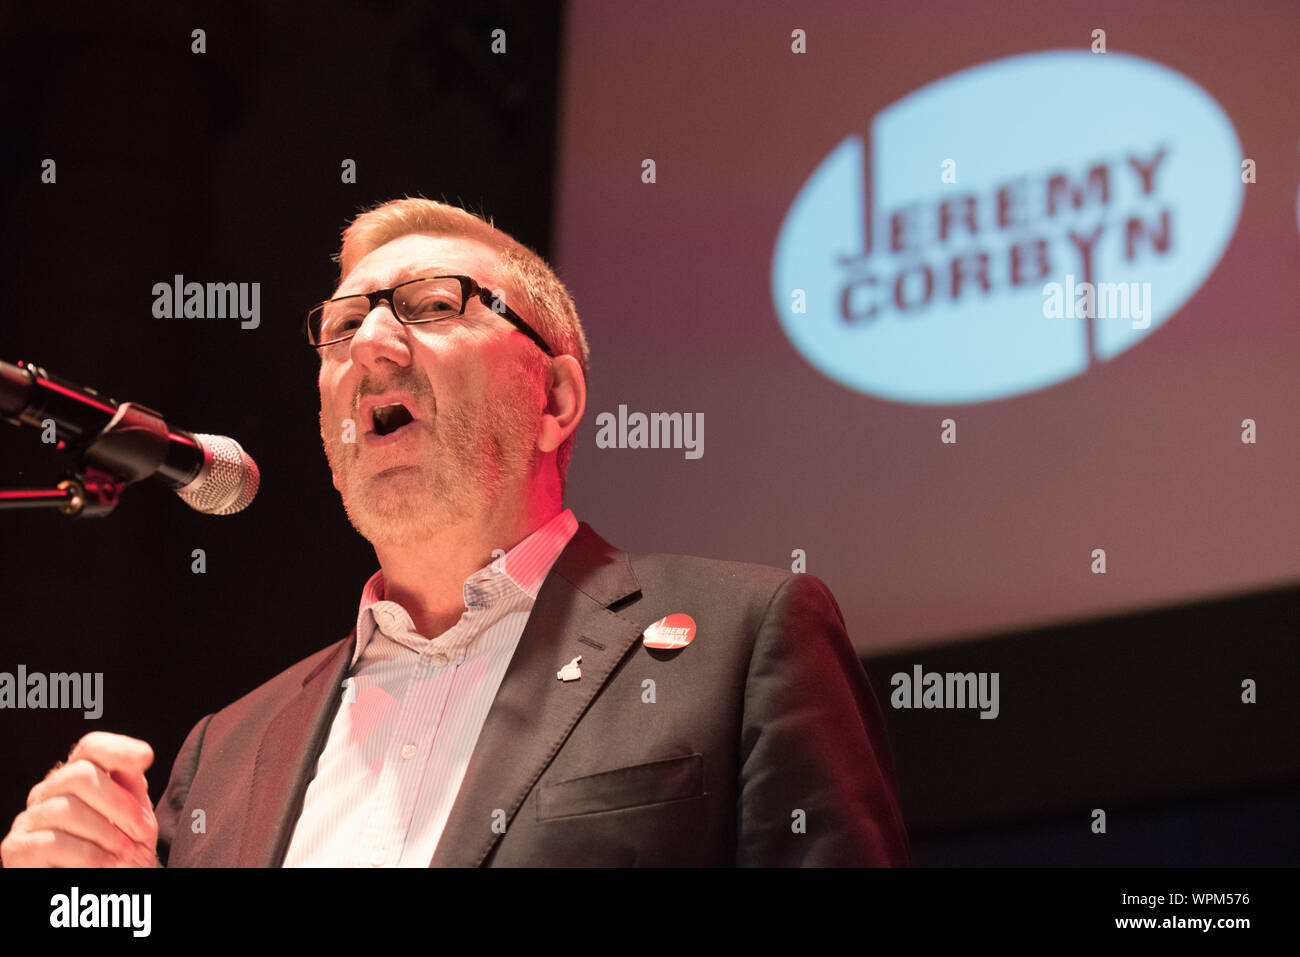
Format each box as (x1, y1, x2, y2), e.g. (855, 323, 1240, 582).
(371, 402, 415, 437)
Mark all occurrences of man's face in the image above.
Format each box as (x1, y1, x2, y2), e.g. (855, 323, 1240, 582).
(318, 233, 547, 548)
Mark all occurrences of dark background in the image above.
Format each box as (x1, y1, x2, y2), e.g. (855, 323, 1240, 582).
(0, 1, 1295, 866)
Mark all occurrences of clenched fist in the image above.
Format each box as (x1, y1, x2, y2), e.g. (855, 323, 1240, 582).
(1, 732, 158, 868)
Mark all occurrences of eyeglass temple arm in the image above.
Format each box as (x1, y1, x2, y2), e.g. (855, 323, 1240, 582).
(473, 286, 555, 357)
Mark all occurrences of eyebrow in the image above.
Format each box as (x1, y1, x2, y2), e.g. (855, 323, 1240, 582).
(334, 264, 464, 297)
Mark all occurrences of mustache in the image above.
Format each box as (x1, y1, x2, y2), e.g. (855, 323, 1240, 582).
(352, 371, 434, 417)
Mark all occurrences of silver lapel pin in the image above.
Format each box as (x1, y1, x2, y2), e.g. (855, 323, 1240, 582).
(556, 655, 582, 682)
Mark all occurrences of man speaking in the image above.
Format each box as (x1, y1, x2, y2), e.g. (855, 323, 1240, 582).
(1, 198, 909, 867)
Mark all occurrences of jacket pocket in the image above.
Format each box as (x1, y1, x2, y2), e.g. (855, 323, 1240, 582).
(537, 753, 704, 821)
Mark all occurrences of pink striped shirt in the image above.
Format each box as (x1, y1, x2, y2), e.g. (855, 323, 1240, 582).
(282, 508, 580, 867)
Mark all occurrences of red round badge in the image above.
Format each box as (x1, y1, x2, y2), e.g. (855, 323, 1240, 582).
(642, 613, 697, 650)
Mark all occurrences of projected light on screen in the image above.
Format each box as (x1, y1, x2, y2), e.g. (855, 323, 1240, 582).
(556, 1, 1299, 652)
(771, 51, 1244, 405)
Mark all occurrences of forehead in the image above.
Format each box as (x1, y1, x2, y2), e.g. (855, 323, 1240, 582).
(336, 233, 501, 295)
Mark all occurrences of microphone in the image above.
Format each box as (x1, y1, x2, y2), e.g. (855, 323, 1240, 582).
(0, 359, 259, 515)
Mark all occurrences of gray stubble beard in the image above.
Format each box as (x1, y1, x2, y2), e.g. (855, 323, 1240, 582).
(321, 369, 544, 550)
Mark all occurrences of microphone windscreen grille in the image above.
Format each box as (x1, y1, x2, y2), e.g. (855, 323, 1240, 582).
(175, 434, 260, 515)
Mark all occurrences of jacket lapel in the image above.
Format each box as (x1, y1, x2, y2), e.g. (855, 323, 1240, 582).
(430, 521, 644, 866)
(238, 634, 354, 867)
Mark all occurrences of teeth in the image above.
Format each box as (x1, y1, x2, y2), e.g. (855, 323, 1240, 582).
(372, 402, 414, 436)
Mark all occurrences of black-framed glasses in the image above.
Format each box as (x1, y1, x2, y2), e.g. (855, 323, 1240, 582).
(305, 274, 554, 356)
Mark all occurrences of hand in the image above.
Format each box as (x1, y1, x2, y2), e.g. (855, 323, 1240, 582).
(1, 732, 159, 868)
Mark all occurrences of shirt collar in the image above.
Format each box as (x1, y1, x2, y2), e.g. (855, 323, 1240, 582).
(350, 508, 579, 666)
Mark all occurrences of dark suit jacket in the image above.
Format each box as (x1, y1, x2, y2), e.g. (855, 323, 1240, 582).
(155, 521, 910, 866)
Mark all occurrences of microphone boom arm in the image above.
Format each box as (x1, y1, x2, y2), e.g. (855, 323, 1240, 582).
(1, 360, 209, 519)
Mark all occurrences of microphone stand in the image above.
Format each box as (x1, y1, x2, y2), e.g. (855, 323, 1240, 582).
(0, 468, 125, 518)
(2, 362, 175, 519)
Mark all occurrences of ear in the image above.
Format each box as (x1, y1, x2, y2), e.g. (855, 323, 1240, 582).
(536, 354, 585, 455)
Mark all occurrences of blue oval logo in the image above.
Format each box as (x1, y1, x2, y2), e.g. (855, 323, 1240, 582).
(771, 51, 1243, 404)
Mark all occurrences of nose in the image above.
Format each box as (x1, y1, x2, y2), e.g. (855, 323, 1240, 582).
(347, 300, 412, 370)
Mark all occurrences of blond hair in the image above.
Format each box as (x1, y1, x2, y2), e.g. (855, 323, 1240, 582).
(334, 196, 589, 497)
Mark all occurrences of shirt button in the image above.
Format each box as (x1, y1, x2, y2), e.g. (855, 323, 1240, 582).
(431, 653, 448, 668)
(371, 851, 387, 867)
(377, 610, 393, 627)
(400, 743, 418, 760)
